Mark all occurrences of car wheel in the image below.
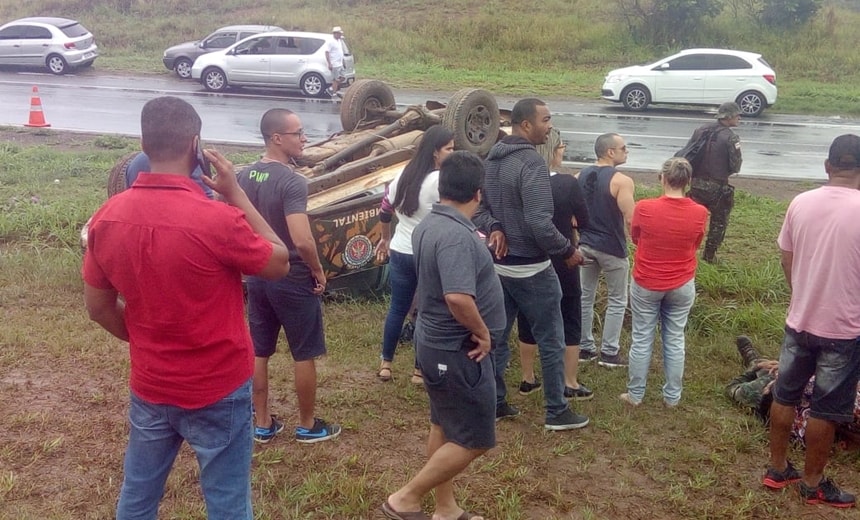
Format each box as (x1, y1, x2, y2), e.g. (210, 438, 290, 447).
(442, 88, 500, 156)
(174, 58, 193, 79)
(736, 91, 765, 117)
(301, 72, 326, 97)
(46, 54, 68, 75)
(621, 85, 650, 112)
(108, 152, 140, 197)
(202, 67, 228, 92)
(340, 79, 396, 131)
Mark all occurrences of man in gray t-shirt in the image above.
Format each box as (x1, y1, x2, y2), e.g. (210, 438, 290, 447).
(382, 151, 503, 520)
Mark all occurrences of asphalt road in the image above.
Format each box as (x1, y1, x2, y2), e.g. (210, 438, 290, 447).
(1, 67, 858, 181)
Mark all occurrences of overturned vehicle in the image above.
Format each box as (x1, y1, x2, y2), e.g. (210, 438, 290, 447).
(99, 80, 506, 296)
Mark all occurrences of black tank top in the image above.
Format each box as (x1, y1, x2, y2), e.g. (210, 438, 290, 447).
(578, 165, 626, 258)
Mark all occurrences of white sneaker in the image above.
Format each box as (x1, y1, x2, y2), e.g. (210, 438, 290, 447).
(619, 393, 641, 407)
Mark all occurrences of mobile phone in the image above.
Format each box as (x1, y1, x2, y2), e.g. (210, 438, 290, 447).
(195, 142, 212, 178)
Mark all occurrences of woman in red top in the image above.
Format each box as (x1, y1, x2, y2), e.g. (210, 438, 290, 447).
(620, 157, 708, 407)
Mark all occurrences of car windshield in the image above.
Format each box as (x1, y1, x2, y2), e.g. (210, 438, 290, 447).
(59, 23, 89, 38)
(758, 57, 773, 69)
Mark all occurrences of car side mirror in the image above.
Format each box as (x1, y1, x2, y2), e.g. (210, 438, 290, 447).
(659, 63, 670, 70)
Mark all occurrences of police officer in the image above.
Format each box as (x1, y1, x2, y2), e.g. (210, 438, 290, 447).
(686, 101, 743, 263)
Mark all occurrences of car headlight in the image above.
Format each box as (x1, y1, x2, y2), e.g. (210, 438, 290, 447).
(605, 74, 627, 84)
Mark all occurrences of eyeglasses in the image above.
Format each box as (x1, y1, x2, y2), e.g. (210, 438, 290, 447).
(271, 129, 305, 138)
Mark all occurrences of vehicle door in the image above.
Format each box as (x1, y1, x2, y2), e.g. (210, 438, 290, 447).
(652, 54, 708, 104)
(703, 54, 754, 103)
(340, 38, 355, 76)
(20, 25, 53, 65)
(228, 35, 274, 83)
(268, 36, 304, 85)
(0, 24, 25, 65)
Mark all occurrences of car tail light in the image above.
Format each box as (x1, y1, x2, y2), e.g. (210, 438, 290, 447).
(763, 74, 776, 85)
(64, 42, 77, 49)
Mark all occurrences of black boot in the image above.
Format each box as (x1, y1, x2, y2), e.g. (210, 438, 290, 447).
(736, 335, 759, 369)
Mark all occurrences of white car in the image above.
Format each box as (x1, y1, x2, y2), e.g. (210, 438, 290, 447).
(601, 48, 777, 117)
(0, 17, 98, 74)
(191, 30, 356, 97)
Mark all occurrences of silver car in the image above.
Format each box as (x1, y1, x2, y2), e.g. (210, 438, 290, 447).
(162, 24, 283, 79)
(0, 17, 98, 74)
(191, 30, 356, 97)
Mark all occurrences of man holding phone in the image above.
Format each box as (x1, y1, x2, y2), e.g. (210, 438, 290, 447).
(238, 108, 341, 444)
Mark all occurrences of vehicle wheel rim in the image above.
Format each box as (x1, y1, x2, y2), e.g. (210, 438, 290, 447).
(465, 105, 492, 146)
(740, 94, 761, 115)
(49, 57, 64, 73)
(626, 90, 646, 109)
(305, 76, 322, 95)
(206, 72, 224, 90)
(176, 61, 191, 78)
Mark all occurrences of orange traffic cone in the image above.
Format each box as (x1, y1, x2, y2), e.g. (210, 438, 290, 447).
(24, 86, 51, 128)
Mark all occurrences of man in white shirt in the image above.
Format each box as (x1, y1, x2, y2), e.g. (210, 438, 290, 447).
(325, 26, 346, 97)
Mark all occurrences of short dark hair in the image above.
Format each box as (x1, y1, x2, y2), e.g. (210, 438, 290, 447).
(828, 134, 860, 170)
(140, 97, 201, 162)
(439, 151, 484, 203)
(511, 98, 546, 126)
(260, 108, 296, 143)
(594, 133, 620, 158)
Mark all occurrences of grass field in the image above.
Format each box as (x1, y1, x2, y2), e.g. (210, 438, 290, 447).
(1, 0, 860, 115)
(1, 127, 859, 519)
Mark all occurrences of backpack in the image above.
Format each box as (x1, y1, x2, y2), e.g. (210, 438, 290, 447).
(674, 128, 718, 175)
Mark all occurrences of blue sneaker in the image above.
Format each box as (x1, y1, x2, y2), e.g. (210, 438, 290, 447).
(295, 418, 341, 444)
(254, 415, 284, 444)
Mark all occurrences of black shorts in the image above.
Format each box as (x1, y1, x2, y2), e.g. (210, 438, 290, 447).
(246, 276, 326, 361)
(416, 342, 496, 450)
(518, 259, 581, 345)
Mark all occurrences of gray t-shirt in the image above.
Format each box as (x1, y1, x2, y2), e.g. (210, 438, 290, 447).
(412, 203, 506, 351)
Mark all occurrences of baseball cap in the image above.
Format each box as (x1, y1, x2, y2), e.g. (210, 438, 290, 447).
(332, 26, 343, 33)
(716, 102, 741, 119)
(828, 134, 860, 169)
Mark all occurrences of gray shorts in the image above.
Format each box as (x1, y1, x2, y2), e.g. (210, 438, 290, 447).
(416, 342, 496, 450)
(331, 66, 345, 83)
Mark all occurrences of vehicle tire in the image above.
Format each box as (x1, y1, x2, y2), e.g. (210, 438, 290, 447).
(174, 57, 193, 79)
(46, 54, 68, 75)
(621, 85, 650, 112)
(107, 152, 140, 197)
(340, 79, 396, 131)
(441, 88, 500, 156)
(202, 67, 228, 92)
(736, 90, 765, 118)
(301, 72, 326, 97)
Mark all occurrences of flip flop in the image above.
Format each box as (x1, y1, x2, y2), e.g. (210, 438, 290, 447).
(380, 500, 430, 520)
(455, 512, 484, 520)
(377, 366, 392, 382)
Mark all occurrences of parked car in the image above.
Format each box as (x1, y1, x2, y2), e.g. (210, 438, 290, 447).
(0, 17, 98, 74)
(601, 48, 777, 117)
(191, 30, 356, 97)
(162, 24, 282, 79)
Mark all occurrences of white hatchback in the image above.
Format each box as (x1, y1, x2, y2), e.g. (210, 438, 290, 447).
(601, 48, 777, 117)
(191, 30, 356, 97)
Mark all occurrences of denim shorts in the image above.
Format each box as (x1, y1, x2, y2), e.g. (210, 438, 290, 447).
(246, 276, 326, 361)
(772, 327, 860, 423)
(417, 342, 496, 450)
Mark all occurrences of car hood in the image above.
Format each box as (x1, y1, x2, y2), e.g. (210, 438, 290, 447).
(164, 41, 201, 57)
(605, 64, 651, 78)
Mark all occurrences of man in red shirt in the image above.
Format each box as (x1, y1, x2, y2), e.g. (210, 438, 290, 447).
(82, 96, 290, 519)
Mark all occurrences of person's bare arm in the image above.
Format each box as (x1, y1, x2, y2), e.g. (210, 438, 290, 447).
(201, 149, 290, 279)
(612, 173, 636, 234)
(286, 213, 326, 294)
(444, 293, 491, 362)
(780, 248, 793, 291)
(376, 221, 392, 262)
(84, 284, 128, 341)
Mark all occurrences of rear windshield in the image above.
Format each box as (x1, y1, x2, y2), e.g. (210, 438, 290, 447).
(60, 23, 89, 38)
(757, 57, 773, 69)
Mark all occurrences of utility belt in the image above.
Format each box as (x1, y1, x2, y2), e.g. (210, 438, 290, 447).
(692, 176, 729, 187)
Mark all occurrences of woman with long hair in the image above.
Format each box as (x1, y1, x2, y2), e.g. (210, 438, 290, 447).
(375, 125, 455, 382)
(621, 157, 708, 407)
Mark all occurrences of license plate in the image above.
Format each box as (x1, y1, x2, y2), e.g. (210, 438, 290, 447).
(84, 52, 94, 59)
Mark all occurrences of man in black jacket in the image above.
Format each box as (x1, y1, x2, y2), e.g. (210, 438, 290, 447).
(685, 101, 743, 263)
(473, 98, 588, 431)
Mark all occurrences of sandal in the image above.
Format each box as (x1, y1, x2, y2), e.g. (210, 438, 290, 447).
(377, 366, 392, 382)
(410, 369, 423, 385)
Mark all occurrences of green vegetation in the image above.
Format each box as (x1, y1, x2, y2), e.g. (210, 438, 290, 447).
(2, 131, 859, 519)
(1, 0, 859, 115)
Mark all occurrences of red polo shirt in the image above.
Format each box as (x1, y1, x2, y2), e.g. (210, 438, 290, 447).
(83, 173, 273, 409)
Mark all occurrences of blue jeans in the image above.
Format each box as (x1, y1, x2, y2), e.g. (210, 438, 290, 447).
(116, 380, 254, 520)
(493, 265, 569, 419)
(580, 245, 629, 356)
(626, 279, 696, 405)
(381, 250, 418, 364)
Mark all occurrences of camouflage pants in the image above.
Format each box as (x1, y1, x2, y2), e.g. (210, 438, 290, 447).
(688, 178, 735, 261)
(726, 368, 775, 422)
